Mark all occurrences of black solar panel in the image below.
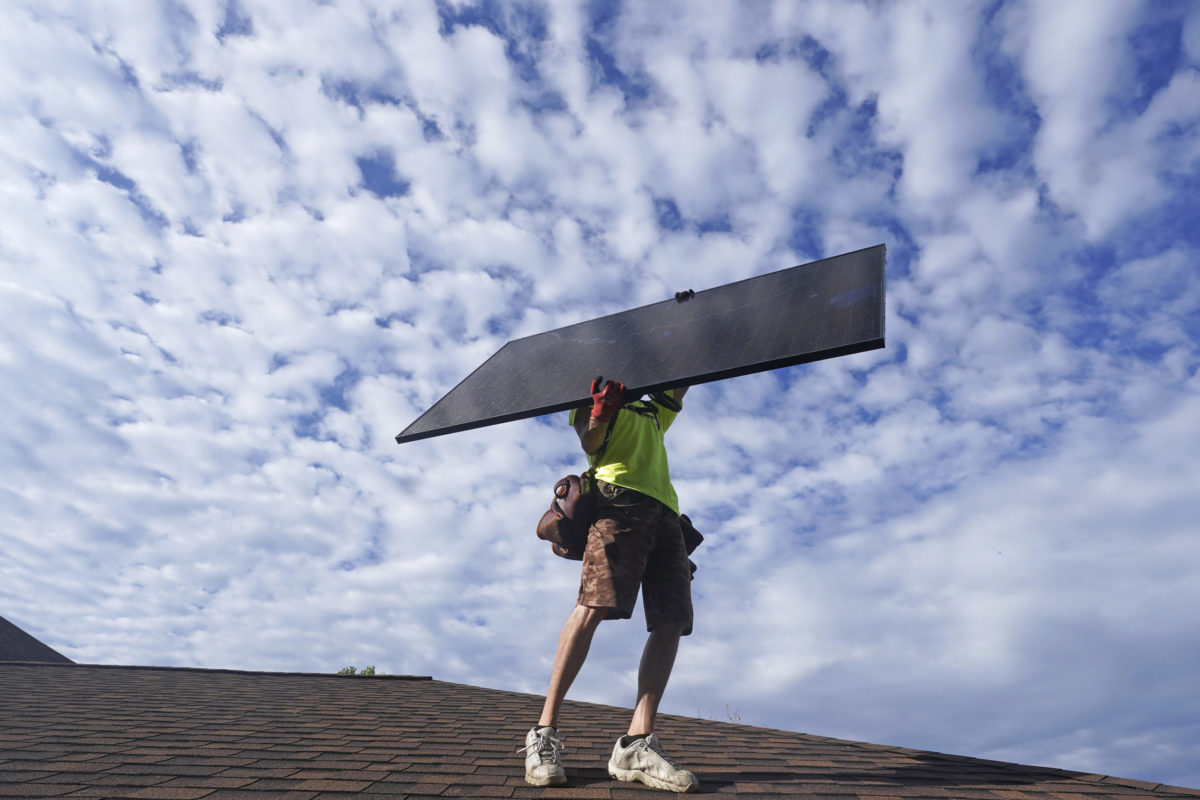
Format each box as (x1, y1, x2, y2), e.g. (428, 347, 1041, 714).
(396, 244, 885, 444)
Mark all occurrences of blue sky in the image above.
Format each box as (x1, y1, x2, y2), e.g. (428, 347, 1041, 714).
(2, 0, 1199, 789)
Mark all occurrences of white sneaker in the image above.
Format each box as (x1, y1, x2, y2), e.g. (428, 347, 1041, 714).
(522, 726, 567, 786)
(608, 733, 699, 793)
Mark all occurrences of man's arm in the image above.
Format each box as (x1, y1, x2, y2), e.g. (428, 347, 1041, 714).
(574, 409, 610, 455)
(577, 378, 625, 455)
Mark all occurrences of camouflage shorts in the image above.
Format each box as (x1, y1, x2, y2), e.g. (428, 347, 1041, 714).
(578, 481, 694, 635)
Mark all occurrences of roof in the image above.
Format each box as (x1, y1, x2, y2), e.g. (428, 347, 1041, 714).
(0, 616, 73, 664)
(1, 662, 1197, 799)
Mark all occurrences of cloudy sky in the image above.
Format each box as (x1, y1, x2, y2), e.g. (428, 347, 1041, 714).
(3, 0, 1199, 789)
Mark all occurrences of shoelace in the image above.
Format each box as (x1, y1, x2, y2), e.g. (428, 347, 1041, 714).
(640, 738, 681, 769)
(517, 731, 566, 762)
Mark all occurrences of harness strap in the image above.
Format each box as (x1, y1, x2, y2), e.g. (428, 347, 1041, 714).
(585, 409, 618, 479)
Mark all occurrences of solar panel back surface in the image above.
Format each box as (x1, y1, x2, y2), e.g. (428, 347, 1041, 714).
(395, 244, 885, 444)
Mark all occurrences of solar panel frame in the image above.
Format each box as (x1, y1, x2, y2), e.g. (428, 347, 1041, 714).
(395, 244, 885, 444)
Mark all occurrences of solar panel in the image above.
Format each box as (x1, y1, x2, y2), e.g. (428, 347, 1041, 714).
(395, 244, 885, 444)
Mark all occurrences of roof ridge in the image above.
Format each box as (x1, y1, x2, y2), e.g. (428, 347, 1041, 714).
(0, 661, 431, 679)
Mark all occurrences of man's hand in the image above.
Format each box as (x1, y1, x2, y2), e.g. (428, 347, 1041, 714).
(590, 377, 626, 422)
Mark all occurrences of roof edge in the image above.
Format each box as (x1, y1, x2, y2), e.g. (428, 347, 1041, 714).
(1, 663, 1196, 794)
(0, 661, 431, 680)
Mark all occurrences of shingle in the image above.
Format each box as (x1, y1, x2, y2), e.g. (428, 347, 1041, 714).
(210, 768, 301, 780)
(0, 785, 88, 797)
(156, 777, 258, 790)
(290, 779, 374, 791)
(1, 663, 1197, 798)
(123, 788, 220, 799)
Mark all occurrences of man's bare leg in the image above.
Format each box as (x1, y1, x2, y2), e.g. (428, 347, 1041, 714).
(608, 620, 698, 792)
(627, 621, 685, 735)
(538, 604, 606, 728)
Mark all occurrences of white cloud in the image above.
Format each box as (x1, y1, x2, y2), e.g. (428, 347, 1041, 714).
(1187, 6, 1200, 65)
(1004, 0, 1196, 239)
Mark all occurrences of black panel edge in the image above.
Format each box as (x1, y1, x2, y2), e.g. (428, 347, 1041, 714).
(879, 243, 888, 341)
(393, 336, 884, 444)
(494, 243, 887, 348)
(392, 339, 519, 444)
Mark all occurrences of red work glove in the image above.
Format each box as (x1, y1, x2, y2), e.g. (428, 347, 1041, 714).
(590, 377, 626, 421)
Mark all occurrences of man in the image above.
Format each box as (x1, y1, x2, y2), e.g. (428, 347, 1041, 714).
(523, 377, 698, 793)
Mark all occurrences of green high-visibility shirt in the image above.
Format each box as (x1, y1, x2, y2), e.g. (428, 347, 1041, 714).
(568, 395, 681, 514)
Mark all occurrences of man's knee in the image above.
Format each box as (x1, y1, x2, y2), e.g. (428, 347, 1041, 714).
(572, 604, 607, 629)
(649, 619, 687, 639)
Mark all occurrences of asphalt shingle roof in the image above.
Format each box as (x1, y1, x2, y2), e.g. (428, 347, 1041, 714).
(0, 617, 72, 664)
(1, 662, 1197, 799)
